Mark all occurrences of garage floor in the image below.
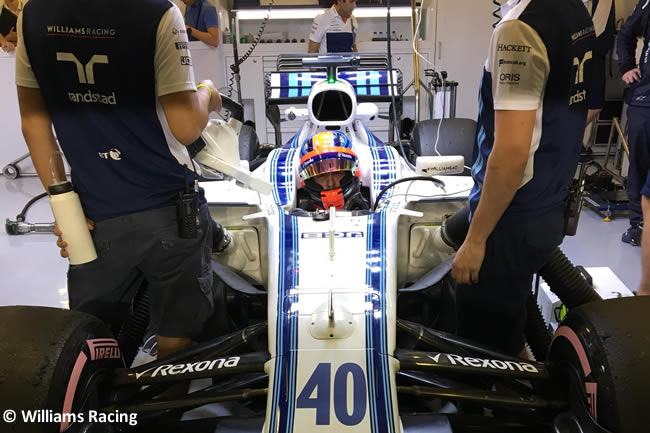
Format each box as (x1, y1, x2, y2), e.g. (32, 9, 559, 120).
(0, 175, 641, 309)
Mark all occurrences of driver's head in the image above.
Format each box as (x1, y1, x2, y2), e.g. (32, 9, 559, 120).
(299, 131, 360, 210)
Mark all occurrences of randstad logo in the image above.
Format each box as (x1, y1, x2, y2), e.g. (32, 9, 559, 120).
(68, 90, 117, 105)
(57, 52, 118, 105)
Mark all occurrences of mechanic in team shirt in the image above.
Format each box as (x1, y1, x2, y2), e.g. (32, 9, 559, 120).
(308, 0, 358, 54)
(16, 0, 225, 359)
(617, 0, 650, 247)
(451, 0, 595, 356)
(181, 0, 220, 48)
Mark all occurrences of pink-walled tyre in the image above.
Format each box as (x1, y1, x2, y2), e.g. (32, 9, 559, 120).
(549, 296, 650, 433)
(0, 306, 124, 433)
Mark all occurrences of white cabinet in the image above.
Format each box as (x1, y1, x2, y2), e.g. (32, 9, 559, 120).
(434, 0, 495, 120)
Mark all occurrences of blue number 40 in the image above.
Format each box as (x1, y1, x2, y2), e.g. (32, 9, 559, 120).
(296, 362, 367, 426)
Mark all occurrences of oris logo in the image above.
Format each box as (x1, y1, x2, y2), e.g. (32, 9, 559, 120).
(500, 73, 520, 83)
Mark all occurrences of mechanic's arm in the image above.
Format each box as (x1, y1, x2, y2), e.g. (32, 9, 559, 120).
(352, 43, 358, 52)
(17, 86, 65, 190)
(617, 1, 647, 82)
(451, 110, 535, 285)
(308, 40, 320, 53)
(159, 81, 221, 145)
(186, 26, 220, 48)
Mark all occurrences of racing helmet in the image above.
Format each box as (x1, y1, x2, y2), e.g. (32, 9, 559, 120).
(299, 131, 361, 210)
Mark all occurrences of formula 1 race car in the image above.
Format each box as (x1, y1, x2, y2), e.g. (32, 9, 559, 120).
(0, 54, 647, 433)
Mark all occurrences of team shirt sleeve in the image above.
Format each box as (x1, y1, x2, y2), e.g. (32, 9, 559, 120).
(309, 13, 326, 44)
(154, 6, 197, 97)
(202, 4, 219, 29)
(487, 19, 549, 111)
(15, 12, 39, 88)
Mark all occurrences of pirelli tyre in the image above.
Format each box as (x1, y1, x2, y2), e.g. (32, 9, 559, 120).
(548, 296, 650, 433)
(0, 306, 125, 433)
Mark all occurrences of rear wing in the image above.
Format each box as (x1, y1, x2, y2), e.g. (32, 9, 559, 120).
(264, 69, 403, 106)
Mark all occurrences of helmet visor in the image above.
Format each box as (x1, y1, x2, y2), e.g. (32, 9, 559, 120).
(299, 149, 357, 180)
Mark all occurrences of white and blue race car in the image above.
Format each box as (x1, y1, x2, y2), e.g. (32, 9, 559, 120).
(0, 54, 647, 433)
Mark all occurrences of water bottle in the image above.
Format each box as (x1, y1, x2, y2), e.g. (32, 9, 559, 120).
(49, 181, 97, 265)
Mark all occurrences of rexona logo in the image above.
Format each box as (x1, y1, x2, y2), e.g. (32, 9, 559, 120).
(301, 231, 364, 239)
(429, 353, 540, 374)
(134, 357, 240, 380)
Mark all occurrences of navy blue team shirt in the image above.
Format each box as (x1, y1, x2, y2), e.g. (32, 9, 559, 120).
(19, 0, 204, 222)
(469, 0, 595, 221)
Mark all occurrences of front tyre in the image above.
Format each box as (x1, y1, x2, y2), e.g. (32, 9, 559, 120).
(549, 296, 650, 433)
(0, 306, 124, 433)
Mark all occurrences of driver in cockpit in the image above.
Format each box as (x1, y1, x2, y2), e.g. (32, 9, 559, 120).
(297, 131, 369, 211)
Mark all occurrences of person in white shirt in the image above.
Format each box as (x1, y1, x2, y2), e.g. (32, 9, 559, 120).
(308, 0, 358, 54)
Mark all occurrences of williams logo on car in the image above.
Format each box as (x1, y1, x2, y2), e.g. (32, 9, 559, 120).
(301, 231, 364, 239)
(429, 353, 540, 373)
(134, 357, 240, 380)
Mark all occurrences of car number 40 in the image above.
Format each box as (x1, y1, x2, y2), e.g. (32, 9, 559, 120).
(296, 362, 367, 426)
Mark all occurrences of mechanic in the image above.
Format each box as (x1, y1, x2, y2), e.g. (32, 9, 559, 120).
(297, 131, 369, 211)
(617, 0, 650, 247)
(16, 0, 224, 359)
(0, 0, 25, 52)
(583, 0, 616, 136)
(308, 0, 358, 54)
(451, 0, 595, 356)
(182, 0, 220, 48)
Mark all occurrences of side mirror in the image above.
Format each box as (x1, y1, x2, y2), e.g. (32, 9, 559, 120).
(356, 103, 379, 122)
(415, 155, 465, 176)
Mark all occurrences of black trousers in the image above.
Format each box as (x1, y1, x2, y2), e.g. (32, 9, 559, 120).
(626, 105, 650, 227)
(455, 207, 565, 356)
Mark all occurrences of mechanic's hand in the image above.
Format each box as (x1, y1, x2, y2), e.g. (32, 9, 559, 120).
(185, 25, 195, 35)
(54, 219, 95, 258)
(622, 68, 641, 85)
(6, 27, 17, 43)
(638, 284, 650, 296)
(451, 237, 486, 285)
(199, 79, 221, 112)
(1, 40, 15, 53)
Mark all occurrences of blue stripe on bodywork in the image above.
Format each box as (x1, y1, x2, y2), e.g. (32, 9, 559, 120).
(365, 212, 396, 433)
(271, 135, 301, 207)
(270, 213, 299, 433)
(365, 129, 397, 205)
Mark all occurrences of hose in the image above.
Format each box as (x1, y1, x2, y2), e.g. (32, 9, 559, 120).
(227, 0, 275, 101)
(440, 205, 470, 249)
(525, 294, 552, 361)
(538, 248, 602, 309)
(492, 0, 502, 28)
(118, 282, 151, 367)
(16, 192, 48, 222)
